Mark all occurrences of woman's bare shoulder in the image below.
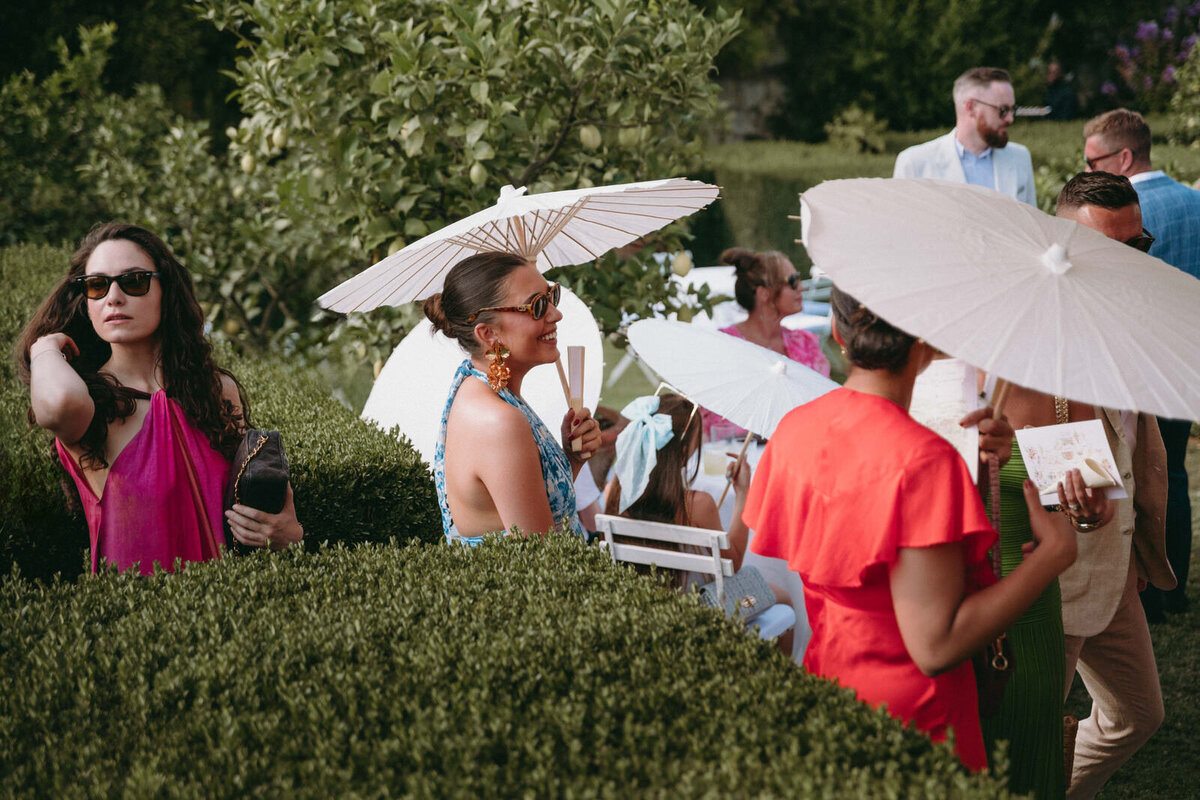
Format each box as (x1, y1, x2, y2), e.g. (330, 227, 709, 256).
(686, 489, 721, 530)
(449, 380, 531, 437)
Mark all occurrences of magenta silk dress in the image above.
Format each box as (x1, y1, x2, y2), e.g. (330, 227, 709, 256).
(702, 325, 831, 438)
(57, 390, 231, 574)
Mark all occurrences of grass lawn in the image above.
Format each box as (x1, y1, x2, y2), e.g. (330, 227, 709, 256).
(1065, 438, 1200, 800)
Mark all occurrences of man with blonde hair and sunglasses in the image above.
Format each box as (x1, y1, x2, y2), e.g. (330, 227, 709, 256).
(894, 66, 1036, 205)
(1083, 108, 1199, 626)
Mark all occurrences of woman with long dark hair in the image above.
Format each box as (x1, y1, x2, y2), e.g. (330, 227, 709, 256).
(604, 392, 793, 655)
(15, 222, 301, 573)
(424, 251, 601, 544)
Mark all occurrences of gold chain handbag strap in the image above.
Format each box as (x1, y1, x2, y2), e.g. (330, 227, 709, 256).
(233, 433, 269, 507)
(1054, 396, 1070, 425)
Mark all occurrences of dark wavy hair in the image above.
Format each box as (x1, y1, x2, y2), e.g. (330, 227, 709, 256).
(604, 393, 702, 526)
(15, 222, 248, 469)
(830, 286, 917, 373)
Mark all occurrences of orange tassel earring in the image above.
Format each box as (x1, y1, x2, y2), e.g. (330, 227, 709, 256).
(485, 341, 510, 391)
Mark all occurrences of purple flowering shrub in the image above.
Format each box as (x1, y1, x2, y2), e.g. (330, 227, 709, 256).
(1108, 3, 1200, 111)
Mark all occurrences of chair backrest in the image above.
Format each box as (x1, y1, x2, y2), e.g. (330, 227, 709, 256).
(593, 513, 734, 605)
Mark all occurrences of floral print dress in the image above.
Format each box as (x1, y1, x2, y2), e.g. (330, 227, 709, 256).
(434, 360, 583, 545)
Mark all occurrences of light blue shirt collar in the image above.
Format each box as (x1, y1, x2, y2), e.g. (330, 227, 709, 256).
(953, 135, 995, 190)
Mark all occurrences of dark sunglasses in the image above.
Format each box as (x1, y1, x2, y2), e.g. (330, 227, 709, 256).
(467, 283, 561, 323)
(1084, 148, 1125, 171)
(1124, 229, 1155, 253)
(786, 273, 803, 290)
(972, 98, 1015, 119)
(73, 270, 160, 300)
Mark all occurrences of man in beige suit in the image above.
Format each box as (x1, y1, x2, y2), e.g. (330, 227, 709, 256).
(1054, 172, 1176, 798)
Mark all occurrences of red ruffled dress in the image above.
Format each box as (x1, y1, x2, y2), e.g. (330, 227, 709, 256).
(744, 388, 997, 771)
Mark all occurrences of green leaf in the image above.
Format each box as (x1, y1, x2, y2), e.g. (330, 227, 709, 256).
(342, 37, 366, 55)
(369, 70, 391, 94)
(465, 119, 487, 147)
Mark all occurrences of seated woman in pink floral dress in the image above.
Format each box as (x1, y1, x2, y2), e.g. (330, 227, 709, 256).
(702, 247, 830, 438)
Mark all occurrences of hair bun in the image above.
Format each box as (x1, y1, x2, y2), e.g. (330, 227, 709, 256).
(719, 246, 757, 274)
(423, 293, 450, 335)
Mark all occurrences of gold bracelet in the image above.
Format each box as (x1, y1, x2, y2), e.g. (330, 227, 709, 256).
(30, 348, 67, 363)
(1072, 517, 1102, 532)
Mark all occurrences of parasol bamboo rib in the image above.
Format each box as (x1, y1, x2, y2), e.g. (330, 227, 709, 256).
(353, 237, 464, 312)
(549, 227, 603, 260)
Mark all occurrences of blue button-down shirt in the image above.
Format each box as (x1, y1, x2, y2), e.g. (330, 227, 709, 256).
(954, 137, 995, 191)
(1131, 170, 1200, 281)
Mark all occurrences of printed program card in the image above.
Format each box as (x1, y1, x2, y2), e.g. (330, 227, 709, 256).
(1014, 419, 1128, 506)
(909, 359, 981, 484)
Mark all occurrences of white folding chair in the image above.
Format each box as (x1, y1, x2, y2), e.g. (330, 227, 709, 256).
(594, 513, 795, 641)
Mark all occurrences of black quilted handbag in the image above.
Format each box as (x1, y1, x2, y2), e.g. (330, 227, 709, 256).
(224, 430, 289, 548)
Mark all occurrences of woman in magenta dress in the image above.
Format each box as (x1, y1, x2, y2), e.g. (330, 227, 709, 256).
(704, 247, 829, 438)
(16, 222, 302, 574)
(742, 287, 1077, 771)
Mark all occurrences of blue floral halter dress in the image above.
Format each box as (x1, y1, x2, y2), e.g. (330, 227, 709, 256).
(434, 360, 583, 545)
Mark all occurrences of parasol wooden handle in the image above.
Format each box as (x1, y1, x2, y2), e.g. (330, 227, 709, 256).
(991, 378, 1012, 419)
(716, 431, 755, 508)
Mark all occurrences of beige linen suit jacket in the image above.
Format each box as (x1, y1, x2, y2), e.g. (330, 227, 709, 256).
(892, 131, 1037, 206)
(1059, 409, 1175, 637)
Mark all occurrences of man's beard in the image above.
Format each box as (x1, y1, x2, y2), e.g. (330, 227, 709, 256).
(978, 117, 1009, 148)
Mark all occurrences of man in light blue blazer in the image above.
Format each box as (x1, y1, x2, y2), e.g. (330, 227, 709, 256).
(894, 67, 1036, 206)
(1083, 108, 1200, 621)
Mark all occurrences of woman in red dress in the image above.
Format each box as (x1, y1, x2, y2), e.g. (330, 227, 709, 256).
(743, 287, 1077, 771)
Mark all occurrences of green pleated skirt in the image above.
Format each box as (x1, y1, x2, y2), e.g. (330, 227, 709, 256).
(980, 445, 1066, 800)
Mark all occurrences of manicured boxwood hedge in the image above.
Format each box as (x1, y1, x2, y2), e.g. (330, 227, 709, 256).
(0, 533, 1013, 798)
(0, 244, 441, 580)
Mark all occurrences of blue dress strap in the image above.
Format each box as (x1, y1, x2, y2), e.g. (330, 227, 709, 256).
(433, 360, 583, 545)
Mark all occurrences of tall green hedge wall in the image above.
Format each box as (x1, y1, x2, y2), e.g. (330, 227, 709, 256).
(0, 244, 441, 580)
(0, 534, 1014, 797)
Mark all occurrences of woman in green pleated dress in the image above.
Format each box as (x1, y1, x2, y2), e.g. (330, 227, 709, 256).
(981, 443, 1066, 799)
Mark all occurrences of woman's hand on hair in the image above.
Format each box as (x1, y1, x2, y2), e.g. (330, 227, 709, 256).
(30, 332, 80, 361)
(226, 483, 303, 550)
(28, 332, 93, 444)
(562, 407, 602, 469)
(959, 406, 1014, 468)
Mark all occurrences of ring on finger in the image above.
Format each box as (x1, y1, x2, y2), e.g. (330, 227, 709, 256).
(1068, 503, 1081, 512)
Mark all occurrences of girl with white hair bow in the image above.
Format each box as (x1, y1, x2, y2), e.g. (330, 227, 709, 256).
(603, 393, 793, 655)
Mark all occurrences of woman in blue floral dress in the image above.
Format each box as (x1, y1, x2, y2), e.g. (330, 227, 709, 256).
(423, 252, 601, 545)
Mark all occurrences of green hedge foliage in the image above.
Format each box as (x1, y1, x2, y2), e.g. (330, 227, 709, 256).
(0, 534, 1013, 798)
(0, 244, 441, 580)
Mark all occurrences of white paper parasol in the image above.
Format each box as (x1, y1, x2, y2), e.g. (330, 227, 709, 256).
(362, 286, 603, 467)
(801, 177, 1200, 419)
(319, 177, 719, 312)
(626, 318, 839, 438)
